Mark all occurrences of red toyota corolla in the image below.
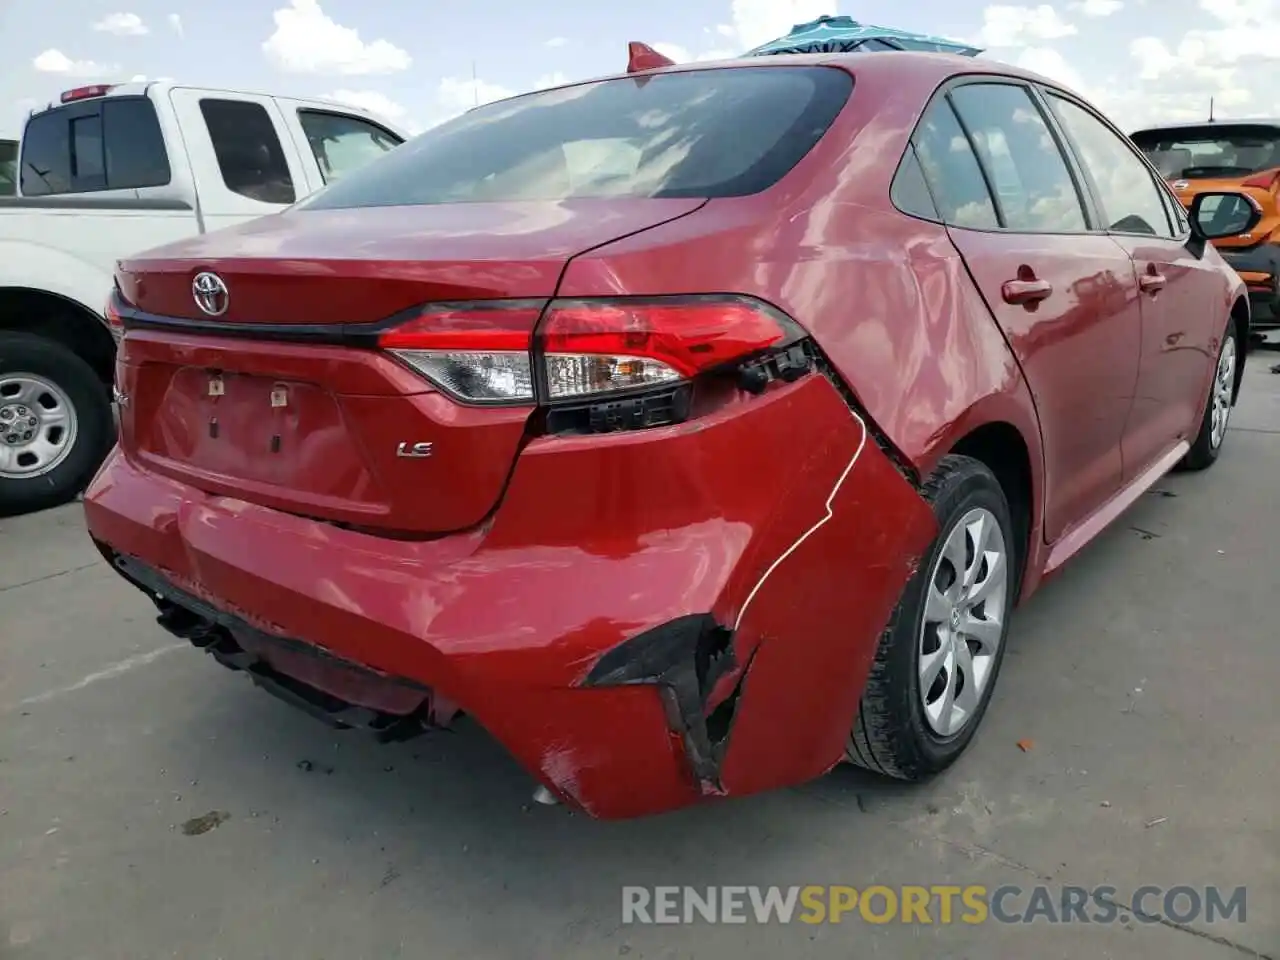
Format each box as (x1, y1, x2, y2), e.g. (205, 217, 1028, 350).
(86, 51, 1251, 819)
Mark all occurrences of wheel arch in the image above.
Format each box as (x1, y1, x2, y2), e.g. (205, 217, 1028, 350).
(946, 421, 1035, 597)
(0, 286, 115, 386)
(1229, 294, 1248, 401)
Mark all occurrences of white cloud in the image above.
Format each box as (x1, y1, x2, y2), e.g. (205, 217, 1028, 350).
(534, 71, 570, 89)
(1014, 46, 1089, 93)
(319, 88, 418, 131)
(93, 12, 148, 35)
(652, 42, 691, 62)
(721, 0, 837, 51)
(263, 0, 411, 75)
(32, 49, 117, 77)
(1130, 36, 1182, 80)
(545, 37, 569, 47)
(979, 5, 1078, 47)
(1073, 0, 1122, 14)
(168, 13, 184, 37)
(436, 76, 515, 119)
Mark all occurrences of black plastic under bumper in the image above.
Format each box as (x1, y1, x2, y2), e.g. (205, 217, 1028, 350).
(1219, 246, 1280, 328)
(100, 545, 451, 742)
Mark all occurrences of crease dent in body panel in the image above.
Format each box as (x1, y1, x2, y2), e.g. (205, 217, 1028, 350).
(579, 385, 880, 794)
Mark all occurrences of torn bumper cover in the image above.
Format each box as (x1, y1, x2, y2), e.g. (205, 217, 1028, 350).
(84, 374, 935, 819)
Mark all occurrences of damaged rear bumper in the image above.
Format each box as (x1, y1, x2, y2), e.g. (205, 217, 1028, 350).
(84, 373, 936, 819)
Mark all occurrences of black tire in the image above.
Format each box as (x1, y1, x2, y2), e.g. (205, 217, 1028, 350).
(1178, 322, 1237, 473)
(847, 455, 1016, 781)
(0, 332, 114, 517)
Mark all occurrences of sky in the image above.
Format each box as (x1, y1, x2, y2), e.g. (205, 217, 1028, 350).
(1, 0, 1278, 139)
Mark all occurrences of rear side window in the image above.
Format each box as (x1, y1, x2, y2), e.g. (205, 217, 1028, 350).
(199, 99, 296, 204)
(20, 97, 170, 196)
(298, 110, 401, 184)
(890, 145, 939, 220)
(948, 83, 1087, 233)
(301, 66, 853, 209)
(911, 98, 999, 230)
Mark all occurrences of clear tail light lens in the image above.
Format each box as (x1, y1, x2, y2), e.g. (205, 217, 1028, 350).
(377, 295, 805, 411)
(392, 350, 535, 402)
(377, 303, 541, 404)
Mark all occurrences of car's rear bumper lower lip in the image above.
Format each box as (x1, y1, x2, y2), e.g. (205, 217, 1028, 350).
(82, 373, 937, 818)
(1219, 248, 1280, 328)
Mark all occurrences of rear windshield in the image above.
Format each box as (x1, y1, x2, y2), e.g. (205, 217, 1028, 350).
(0, 140, 15, 196)
(1132, 124, 1280, 180)
(299, 66, 852, 208)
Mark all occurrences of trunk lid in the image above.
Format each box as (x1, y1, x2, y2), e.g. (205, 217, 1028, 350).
(114, 200, 705, 535)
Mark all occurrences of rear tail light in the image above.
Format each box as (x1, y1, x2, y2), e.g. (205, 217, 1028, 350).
(1242, 168, 1280, 190)
(377, 302, 541, 403)
(104, 292, 125, 345)
(376, 295, 809, 430)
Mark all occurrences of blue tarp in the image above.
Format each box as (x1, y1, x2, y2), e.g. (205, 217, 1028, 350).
(745, 15, 982, 58)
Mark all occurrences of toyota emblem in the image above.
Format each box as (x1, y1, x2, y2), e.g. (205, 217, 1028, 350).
(192, 272, 229, 317)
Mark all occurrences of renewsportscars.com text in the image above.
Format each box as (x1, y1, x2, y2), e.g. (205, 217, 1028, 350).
(621, 884, 1248, 926)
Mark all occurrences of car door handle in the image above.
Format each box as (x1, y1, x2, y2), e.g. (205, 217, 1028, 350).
(1002, 278, 1053, 305)
(1139, 272, 1167, 294)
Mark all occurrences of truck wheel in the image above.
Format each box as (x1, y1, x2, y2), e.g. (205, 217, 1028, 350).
(0, 331, 113, 516)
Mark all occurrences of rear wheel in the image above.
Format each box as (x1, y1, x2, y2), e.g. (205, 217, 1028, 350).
(0, 332, 113, 516)
(847, 455, 1015, 780)
(1179, 325, 1237, 472)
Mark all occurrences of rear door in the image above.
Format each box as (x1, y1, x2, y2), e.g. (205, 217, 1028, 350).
(913, 79, 1142, 543)
(1046, 92, 1219, 475)
(168, 89, 310, 232)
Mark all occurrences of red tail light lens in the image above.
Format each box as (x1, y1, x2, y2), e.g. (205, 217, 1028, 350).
(377, 302, 541, 403)
(377, 295, 806, 411)
(540, 298, 798, 399)
(104, 293, 125, 345)
(1242, 169, 1280, 190)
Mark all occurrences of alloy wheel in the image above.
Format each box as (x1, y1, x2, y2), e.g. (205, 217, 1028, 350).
(918, 507, 1009, 738)
(1209, 335, 1236, 450)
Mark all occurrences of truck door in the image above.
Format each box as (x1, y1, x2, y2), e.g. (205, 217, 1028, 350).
(167, 88, 312, 232)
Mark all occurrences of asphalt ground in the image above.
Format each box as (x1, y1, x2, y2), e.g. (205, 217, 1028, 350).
(2, 347, 1277, 960)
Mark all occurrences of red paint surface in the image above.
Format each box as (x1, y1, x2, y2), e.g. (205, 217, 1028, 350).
(86, 53, 1246, 818)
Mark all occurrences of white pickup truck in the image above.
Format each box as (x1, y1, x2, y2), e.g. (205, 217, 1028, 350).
(0, 81, 407, 514)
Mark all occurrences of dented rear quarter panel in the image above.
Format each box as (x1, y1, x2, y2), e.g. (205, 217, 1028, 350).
(559, 58, 1048, 600)
(551, 60, 1048, 809)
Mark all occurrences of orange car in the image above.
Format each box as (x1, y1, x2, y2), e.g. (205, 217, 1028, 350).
(1132, 120, 1280, 327)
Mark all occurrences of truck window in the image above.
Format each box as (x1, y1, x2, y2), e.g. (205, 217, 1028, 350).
(1, 139, 19, 196)
(19, 96, 171, 196)
(297, 110, 401, 184)
(70, 115, 105, 182)
(199, 99, 296, 204)
(19, 112, 73, 195)
(104, 98, 171, 189)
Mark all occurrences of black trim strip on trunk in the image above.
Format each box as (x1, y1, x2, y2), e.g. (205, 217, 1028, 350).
(115, 298, 551, 346)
